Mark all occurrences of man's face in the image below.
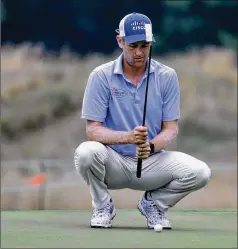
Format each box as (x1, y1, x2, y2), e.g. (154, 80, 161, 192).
(117, 36, 151, 68)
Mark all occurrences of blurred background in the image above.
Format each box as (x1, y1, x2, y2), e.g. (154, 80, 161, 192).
(1, 0, 237, 210)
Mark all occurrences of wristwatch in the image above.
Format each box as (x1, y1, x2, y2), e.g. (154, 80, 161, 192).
(149, 142, 155, 154)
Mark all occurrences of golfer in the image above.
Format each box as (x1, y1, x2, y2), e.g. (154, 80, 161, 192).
(74, 12, 211, 229)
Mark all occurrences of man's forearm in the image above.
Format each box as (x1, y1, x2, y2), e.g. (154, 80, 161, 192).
(151, 127, 178, 152)
(87, 125, 134, 145)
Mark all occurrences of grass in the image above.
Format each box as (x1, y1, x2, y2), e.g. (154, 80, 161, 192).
(1, 209, 237, 248)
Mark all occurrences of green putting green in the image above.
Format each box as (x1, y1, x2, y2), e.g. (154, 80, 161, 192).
(1, 209, 237, 248)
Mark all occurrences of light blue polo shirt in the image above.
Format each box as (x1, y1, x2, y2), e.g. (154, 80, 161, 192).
(81, 54, 180, 156)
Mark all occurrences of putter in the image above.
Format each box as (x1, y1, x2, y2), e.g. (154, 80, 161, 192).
(136, 46, 152, 178)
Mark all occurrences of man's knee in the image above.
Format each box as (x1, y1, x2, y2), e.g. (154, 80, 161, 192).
(74, 141, 106, 175)
(195, 161, 211, 188)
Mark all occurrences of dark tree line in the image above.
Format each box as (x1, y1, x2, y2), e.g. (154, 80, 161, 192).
(1, 0, 237, 55)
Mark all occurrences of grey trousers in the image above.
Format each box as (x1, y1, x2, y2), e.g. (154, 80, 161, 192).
(74, 141, 211, 212)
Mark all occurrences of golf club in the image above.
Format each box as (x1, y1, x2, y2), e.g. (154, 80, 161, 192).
(136, 45, 152, 178)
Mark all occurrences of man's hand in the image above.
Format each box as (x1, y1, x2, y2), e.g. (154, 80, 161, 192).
(136, 142, 151, 159)
(132, 126, 148, 144)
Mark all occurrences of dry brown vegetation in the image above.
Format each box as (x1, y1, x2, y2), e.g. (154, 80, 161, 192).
(1, 44, 237, 163)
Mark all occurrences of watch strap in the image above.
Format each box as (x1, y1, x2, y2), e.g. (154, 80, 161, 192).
(149, 142, 155, 154)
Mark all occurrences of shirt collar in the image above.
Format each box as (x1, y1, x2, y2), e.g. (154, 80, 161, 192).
(113, 53, 155, 76)
(113, 54, 124, 75)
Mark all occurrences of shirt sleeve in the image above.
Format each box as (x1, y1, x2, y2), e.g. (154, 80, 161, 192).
(162, 70, 180, 121)
(81, 69, 110, 122)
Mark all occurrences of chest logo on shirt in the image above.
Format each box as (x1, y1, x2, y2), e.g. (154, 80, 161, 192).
(111, 88, 127, 98)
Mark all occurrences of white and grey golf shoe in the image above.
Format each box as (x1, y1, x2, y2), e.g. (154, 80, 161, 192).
(138, 195, 171, 229)
(90, 199, 116, 228)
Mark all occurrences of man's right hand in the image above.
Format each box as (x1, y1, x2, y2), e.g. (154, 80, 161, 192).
(131, 126, 148, 144)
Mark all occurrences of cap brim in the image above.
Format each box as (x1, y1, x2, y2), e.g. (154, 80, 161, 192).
(124, 34, 156, 43)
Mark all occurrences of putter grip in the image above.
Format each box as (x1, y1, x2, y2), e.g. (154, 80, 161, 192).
(136, 158, 143, 178)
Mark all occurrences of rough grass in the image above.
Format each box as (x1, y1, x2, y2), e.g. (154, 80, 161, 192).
(1, 163, 237, 210)
(1, 44, 237, 161)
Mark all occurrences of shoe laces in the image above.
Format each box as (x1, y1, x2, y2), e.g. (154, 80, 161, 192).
(146, 199, 167, 220)
(93, 202, 111, 217)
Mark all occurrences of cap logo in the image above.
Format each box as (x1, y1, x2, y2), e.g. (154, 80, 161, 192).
(131, 21, 146, 30)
